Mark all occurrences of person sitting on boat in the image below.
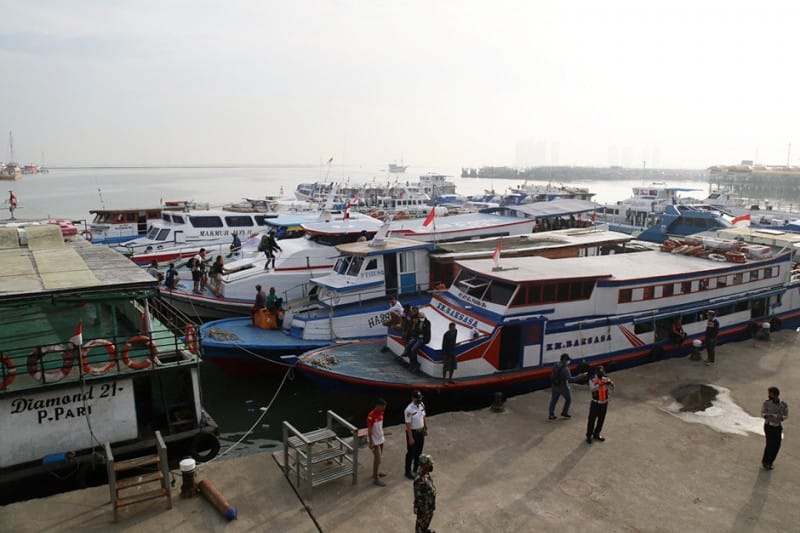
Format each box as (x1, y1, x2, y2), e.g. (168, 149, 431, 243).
(357, 230, 369, 242)
(147, 259, 164, 285)
(670, 317, 687, 345)
(406, 312, 431, 373)
(164, 262, 179, 290)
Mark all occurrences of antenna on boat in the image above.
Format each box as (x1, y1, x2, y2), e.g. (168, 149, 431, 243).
(369, 217, 391, 247)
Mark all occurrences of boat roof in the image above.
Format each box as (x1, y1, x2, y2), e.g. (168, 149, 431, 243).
(455, 249, 784, 284)
(0, 225, 155, 303)
(302, 218, 384, 235)
(336, 237, 434, 256)
(479, 198, 599, 217)
(432, 227, 633, 258)
(715, 226, 800, 245)
(89, 207, 162, 214)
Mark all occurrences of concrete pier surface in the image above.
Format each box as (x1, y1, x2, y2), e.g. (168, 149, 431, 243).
(2, 331, 798, 532)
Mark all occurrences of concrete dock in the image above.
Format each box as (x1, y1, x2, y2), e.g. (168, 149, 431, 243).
(2, 331, 798, 532)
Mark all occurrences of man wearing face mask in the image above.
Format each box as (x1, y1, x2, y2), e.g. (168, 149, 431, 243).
(586, 365, 615, 444)
(413, 454, 436, 533)
(761, 386, 788, 470)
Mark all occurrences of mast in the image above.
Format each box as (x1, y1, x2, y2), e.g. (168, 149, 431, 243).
(9, 131, 15, 163)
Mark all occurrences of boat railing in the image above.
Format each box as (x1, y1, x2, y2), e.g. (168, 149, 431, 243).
(0, 320, 199, 395)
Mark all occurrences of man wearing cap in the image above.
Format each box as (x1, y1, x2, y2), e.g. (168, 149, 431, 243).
(704, 310, 719, 366)
(404, 390, 428, 479)
(413, 454, 436, 533)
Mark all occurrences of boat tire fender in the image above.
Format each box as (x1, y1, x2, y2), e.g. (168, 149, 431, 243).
(81, 339, 117, 376)
(81, 230, 93, 242)
(191, 432, 221, 463)
(28, 344, 74, 383)
(0, 353, 16, 390)
(121, 336, 157, 370)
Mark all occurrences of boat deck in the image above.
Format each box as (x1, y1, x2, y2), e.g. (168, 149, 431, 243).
(200, 318, 330, 354)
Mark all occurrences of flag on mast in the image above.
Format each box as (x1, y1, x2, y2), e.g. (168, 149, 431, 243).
(423, 207, 436, 227)
(492, 238, 503, 267)
(344, 200, 351, 219)
(732, 213, 751, 226)
(69, 321, 83, 348)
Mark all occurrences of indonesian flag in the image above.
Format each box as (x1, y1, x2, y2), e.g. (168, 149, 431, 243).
(423, 207, 436, 227)
(344, 200, 351, 219)
(732, 213, 751, 226)
(492, 238, 503, 267)
(591, 210, 596, 223)
(9, 191, 17, 209)
(69, 321, 83, 348)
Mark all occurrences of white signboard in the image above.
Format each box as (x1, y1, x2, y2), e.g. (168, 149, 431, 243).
(0, 379, 138, 468)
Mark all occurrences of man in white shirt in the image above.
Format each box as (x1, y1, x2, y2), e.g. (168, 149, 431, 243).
(404, 390, 428, 479)
(367, 398, 387, 486)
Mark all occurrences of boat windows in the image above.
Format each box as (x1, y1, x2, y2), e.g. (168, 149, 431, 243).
(749, 270, 759, 282)
(126, 213, 137, 222)
(662, 283, 675, 297)
(717, 276, 728, 288)
(172, 214, 185, 224)
(163, 214, 172, 223)
(156, 229, 170, 241)
(735, 300, 749, 313)
(455, 276, 489, 299)
(681, 281, 692, 294)
(225, 216, 255, 227)
(254, 215, 277, 226)
(634, 321, 654, 334)
(189, 216, 223, 228)
(147, 211, 160, 219)
(399, 252, 416, 274)
(365, 258, 378, 271)
(618, 288, 633, 303)
(732, 273, 743, 285)
(484, 280, 516, 305)
(643, 286, 655, 300)
(146, 227, 160, 239)
(335, 257, 351, 274)
(347, 256, 364, 276)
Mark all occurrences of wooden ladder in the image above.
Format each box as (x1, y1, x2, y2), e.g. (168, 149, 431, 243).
(105, 431, 173, 522)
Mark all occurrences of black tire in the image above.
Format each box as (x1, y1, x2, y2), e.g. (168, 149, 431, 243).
(190, 432, 220, 463)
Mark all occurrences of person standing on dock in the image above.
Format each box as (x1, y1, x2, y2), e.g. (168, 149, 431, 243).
(442, 322, 457, 385)
(586, 365, 614, 444)
(761, 386, 788, 470)
(413, 454, 436, 533)
(405, 390, 428, 479)
(704, 310, 719, 366)
(549, 353, 585, 420)
(367, 398, 387, 487)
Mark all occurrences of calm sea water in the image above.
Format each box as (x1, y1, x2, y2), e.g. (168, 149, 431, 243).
(6, 165, 712, 453)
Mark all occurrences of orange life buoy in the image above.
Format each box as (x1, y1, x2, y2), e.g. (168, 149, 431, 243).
(81, 339, 117, 376)
(121, 335, 157, 370)
(28, 344, 74, 383)
(0, 353, 16, 390)
(184, 325, 199, 354)
(81, 229, 93, 242)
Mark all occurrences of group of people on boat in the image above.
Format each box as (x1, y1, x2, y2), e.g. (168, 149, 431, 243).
(251, 284, 284, 328)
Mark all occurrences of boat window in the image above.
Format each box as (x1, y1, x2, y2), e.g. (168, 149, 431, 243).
(662, 283, 674, 297)
(335, 257, 351, 274)
(453, 271, 489, 299)
(557, 283, 570, 301)
(347, 256, 364, 276)
(117, 214, 125, 222)
(156, 229, 170, 241)
(732, 273, 743, 285)
(512, 286, 528, 306)
(735, 300, 749, 312)
(749, 270, 759, 281)
(618, 288, 632, 303)
(365, 258, 378, 271)
(172, 214, 184, 224)
(163, 214, 172, 223)
(399, 252, 416, 273)
(254, 215, 276, 225)
(484, 280, 516, 305)
(189, 216, 223, 228)
(147, 211, 160, 219)
(541, 284, 556, 303)
(126, 213, 137, 222)
(680, 281, 692, 294)
(717, 276, 728, 288)
(146, 227, 159, 239)
(643, 286, 655, 299)
(225, 216, 255, 227)
(634, 321, 654, 334)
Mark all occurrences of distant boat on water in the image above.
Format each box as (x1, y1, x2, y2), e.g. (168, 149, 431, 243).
(0, 132, 22, 181)
(388, 161, 408, 173)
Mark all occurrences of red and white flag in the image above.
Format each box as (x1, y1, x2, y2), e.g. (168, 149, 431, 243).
(591, 210, 596, 223)
(732, 213, 751, 226)
(344, 200, 351, 219)
(492, 238, 503, 267)
(69, 321, 83, 347)
(423, 207, 436, 227)
(9, 191, 17, 209)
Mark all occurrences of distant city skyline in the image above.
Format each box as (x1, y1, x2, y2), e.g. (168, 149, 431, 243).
(1, 1, 798, 169)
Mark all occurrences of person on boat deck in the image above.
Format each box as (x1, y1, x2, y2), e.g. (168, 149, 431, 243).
(209, 255, 231, 297)
(147, 259, 164, 285)
(229, 233, 242, 255)
(164, 263, 179, 290)
(266, 287, 280, 311)
(357, 230, 369, 242)
(442, 322, 457, 385)
(251, 284, 267, 325)
(704, 310, 719, 366)
(404, 390, 428, 479)
(548, 353, 587, 420)
(185, 248, 209, 293)
(263, 230, 282, 270)
(670, 316, 687, 345)
(586, 365, 615, 444)
(388, 296, 403, 321)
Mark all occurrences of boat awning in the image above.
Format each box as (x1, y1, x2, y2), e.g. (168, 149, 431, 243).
(480, 199, 600, 217)
(335, 238, 434, 256)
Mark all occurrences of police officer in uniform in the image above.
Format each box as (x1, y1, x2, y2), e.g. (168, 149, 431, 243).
(404, 390, 428, 479)
(413, 454, 436, 533)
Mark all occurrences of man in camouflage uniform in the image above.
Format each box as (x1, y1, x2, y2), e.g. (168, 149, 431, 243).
(413, 454, 436, 533)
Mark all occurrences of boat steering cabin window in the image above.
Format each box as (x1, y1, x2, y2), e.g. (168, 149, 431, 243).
(189, 216, 223, 228)
(224, 216, 255, 227)
(365, 258, 378, 270)
(335, 256, 352, 274)
(146, 227, 159, 239)
(163, 214, 172, 223)
(346, 256, 364, 276)
(156, 228, 170, 241)
(172, 214, 185, 224)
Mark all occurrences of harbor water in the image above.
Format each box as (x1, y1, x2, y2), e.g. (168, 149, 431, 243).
(5, 164, 713, 454)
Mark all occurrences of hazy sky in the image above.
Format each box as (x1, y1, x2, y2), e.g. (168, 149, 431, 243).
(1, 0, 798, 168)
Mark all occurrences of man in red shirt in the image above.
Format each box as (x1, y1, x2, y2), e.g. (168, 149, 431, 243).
(586, 365, 615, 444)
(367, 398, 388, 487)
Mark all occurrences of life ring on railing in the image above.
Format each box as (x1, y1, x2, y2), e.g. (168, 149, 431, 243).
(184, 325, 199, 354)
(80, 339, 116, 376)
(28, 344, 74, 383)
(707, 253, 727, 262)
(0, 353, 16, 390)
(81, 230, 93, 242)
(121, 336, 157, 370)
